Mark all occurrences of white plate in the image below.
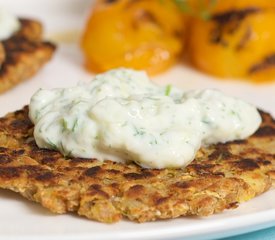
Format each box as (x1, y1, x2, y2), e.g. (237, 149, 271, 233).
(0, 1, 275, 240)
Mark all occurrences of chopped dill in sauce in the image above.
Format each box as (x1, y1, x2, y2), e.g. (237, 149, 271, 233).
(29, 69, 261, 169)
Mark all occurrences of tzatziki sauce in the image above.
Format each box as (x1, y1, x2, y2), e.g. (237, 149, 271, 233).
(0, 8, 20, 40)
(29, 69, 261, 169)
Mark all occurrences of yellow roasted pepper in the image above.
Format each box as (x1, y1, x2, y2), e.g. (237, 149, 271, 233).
(187, 0, 275, 82)
(81, 0, 185, 75)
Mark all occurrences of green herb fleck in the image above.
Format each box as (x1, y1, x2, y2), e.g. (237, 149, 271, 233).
(202, 119, 211, 125)
(172, 0, 217, 20)
(72, 118, 79, 132)
(46, 138, 58, 150)
(121, 121, 128, 127)
(165, 84, 172, 96)
(133, 126, 146, 136)
(149, 138, 158, 145)
(231, 110, 241, 120)
(60, 142, 72, 158)
(173, 0, 191, 12)
(61, 118, 68, 132)
(35, 110, 40, 120)
(160, 131, 166, 136)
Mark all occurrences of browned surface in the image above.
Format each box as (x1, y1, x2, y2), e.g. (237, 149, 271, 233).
(15, 19, 43, 41)
(0, 18, 56, 94)
(0, 43, 5, 66)
(0, 107, 274, 223)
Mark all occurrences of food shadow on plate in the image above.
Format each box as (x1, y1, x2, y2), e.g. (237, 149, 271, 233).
(0, 189, 56, 216)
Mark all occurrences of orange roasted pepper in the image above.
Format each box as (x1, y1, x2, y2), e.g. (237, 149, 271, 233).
(187, 0, 275, 82)
(81, 0, 185, 75)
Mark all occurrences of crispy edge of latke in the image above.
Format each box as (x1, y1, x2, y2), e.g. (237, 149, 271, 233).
(0, 18, 56, 93)
(0, 107, 273, 223)
(15, 18, 43, 41)
(0, 38, 55, 93)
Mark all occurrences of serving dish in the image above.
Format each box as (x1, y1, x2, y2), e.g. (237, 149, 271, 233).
(0, 1, 275, 239)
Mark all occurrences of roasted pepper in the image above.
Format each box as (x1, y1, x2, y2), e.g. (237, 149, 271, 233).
(187, 0, 275, 82)
(81, 0, 185, 75)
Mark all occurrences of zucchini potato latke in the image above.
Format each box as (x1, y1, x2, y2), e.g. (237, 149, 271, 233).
(0, 106, 274, 223)
(0, 18, 56, 93)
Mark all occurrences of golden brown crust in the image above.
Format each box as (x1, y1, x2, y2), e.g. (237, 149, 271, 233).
(0, 43, 5, 66)
(0, 107, 274, 223)
(0, 37, 55, 93)
(15, 18, 43, 41)
(0, 18, 56, 94)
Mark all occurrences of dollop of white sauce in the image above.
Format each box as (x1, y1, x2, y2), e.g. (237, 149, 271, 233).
(29, 69, 261, 169)
(0, 8, 20, 40)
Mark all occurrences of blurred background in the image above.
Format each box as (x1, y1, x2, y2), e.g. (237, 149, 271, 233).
(0, 0, 274, 114)
(0, 1, 274, 239)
